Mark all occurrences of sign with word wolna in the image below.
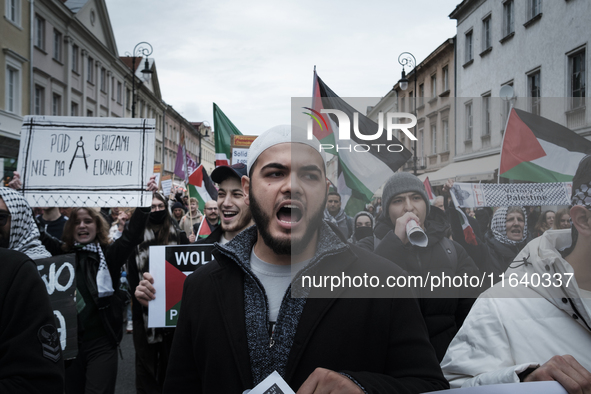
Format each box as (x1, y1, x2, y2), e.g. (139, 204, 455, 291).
(35, 254, 78, 360)
(148, 244, 215, 327)
(17, 116, 155, 207)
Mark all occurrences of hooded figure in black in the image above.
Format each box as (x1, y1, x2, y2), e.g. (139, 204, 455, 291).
(347, 210, 374, 244)
(358, 173, 481, 361)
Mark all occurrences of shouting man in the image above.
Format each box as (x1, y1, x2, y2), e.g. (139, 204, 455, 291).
(163, 125, 447, 393)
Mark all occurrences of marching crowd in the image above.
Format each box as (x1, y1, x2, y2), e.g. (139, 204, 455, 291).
(1, 125, 590, 394)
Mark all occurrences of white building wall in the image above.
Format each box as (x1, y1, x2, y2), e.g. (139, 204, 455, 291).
(453, 0, 591, 160)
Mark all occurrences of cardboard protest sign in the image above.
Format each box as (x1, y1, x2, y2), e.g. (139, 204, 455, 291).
(451, 182, 572, 208)
(160, 175, 172, 198)
(148, 244, 215, 327)
(35, 254, 78, 360)
(231, 135, 257, 165)
(17, 116, 155, 207)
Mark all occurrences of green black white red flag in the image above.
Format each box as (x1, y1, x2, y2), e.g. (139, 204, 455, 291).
(310, 71, 412, 216)
(187, 164, 218, 212)
(213, 103, 242, 167)
(500, 108, 591, 182)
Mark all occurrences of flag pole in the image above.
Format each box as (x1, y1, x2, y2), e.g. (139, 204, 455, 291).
(497, 102, 514, 184)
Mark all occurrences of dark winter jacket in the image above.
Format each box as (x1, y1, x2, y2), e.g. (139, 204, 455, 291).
(163, 222, 449, 393)
(0, 248, 65, 393)
(360, 208, 481, 361)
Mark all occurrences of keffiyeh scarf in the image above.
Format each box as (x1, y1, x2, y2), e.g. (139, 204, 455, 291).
(491, 207, 528, 246)
(76, 242, 114, 298)
(0, 187, 51, 259)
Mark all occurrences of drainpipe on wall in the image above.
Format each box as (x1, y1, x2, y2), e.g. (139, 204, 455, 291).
(29, 0, 34, 115)
(453, 35, 457, 160)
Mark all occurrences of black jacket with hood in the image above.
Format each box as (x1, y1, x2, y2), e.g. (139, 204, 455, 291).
(359, 207, 481, 361)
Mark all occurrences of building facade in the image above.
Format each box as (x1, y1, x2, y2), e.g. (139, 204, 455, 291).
(368, 38, 456, 185)
(448, 0, 590, 183)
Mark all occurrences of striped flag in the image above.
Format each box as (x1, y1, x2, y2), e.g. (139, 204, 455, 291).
(194, 217, 213, 239)
(187, 164, 218, 212)
(311, 72, 412, 216)
(213, 103, 242, 167)
(500, 108, 591, 182)
(423, 177, 434, 201)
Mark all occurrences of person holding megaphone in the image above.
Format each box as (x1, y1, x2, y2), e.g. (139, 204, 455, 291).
(358, 172, 481, 362)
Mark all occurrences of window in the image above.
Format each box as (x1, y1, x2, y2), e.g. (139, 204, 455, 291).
(482, 16, 492, 50)
(431, 74, 437, 97)
(482, 95, 491, 136)
(34, 85, 44, 115)
(465, 31, 473, 63)
(503, 1, 514, 37)
(443, 66, 449, 92)
(52, 93, 62, 116)
(419, 84, 424, 106)
(443, 119, 449, 152)
(71, 102, 79, 116)
(528, 0, 541, 20)
(117, 82, 122, 104)
(100, 67, 106, 92)
(53, 29, 62, 61)
(87, 109, 93, 117)
(35, 15, 45, 50)
(528, 70, 541, 115)
(465, 102, 473, 141)
(401, 97, 406, 113)
(431, 124, 437, 155)
(72, 45, 79, 72)
(87, 56, 94, 83)
(5, 67, 19, 113)
(502, 83, 514, 130)
(111, 77, 115, 99)
(126, 88, 131, 109)
(6, 0, 21, 25)
(569, 50, 585, 110)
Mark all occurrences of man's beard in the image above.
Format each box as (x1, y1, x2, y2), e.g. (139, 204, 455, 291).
(221, 208, 252, 234)
(249, 188, 326, 255)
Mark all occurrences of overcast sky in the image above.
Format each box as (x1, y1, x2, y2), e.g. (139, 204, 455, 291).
(104, 0, 460, 135)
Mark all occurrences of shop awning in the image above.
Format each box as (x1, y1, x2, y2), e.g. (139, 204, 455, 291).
(418, 154, 500, 186)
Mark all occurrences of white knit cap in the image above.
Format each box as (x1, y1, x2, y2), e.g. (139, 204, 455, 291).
(246, 125, 326, 175)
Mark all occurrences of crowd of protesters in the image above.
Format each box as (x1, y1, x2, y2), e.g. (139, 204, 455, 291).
(0, 128, 590, 394)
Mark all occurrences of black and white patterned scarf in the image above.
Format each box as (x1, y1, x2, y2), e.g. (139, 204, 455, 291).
(572, 182, 591, 209)
(75, 242, 114, 298)
(0, 187, 51, 259)
(491, 206, 528, 246)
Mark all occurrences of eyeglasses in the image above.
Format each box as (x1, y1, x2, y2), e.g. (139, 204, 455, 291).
(0, 212, 11, 226)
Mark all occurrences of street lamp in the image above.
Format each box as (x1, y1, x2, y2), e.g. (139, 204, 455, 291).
(128, 42, 153, 118)
(397, 52, 418, 176)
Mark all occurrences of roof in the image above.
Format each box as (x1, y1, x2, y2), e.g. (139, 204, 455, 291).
(64, 0, 89, 13)
(120, 56, 143, 72)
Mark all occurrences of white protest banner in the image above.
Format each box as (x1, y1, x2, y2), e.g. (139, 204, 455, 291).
(148, 244, 215, 328)
(17, 116, 155, 207)
(161, 175, 172, 197)
(451, 182, 572, 208)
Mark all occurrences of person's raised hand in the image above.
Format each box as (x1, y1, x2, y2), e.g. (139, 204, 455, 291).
(135, 272, 156, 307)
(7, 171, 22, 190)
(146, 175, 158, 192)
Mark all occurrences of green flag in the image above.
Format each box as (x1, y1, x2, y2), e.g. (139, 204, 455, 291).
(213, 103, 242, 167)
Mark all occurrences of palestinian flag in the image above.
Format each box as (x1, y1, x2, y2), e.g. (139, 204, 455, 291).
(213, 103, 242, 167)
(310, 71, 412, 216)
(187, 164, 218, 212)
(194, 217, 213, 239)
(423, 177, 434, 201)
(500, 108, 591, 182)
